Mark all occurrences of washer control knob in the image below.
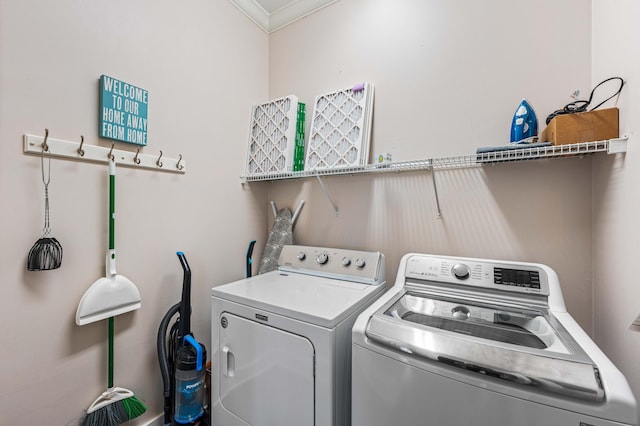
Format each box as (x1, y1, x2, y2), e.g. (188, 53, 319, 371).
(316, 253, 329, 265)
(452, 263, 470, 280)
(341, 257, 351, 267)
(355, 258, 366, 268)
(297, 252, 306, 261)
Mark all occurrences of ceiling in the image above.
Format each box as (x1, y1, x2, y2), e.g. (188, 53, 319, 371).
(228, 0, 339, 33)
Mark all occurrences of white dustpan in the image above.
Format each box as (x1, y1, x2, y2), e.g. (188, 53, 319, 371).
(76, 159, 141, 326)
(76, 252, 141, 325)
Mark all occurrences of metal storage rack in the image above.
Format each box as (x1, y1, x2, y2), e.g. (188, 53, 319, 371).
(241, 138, 626, 182)
(241, 138, 627, 217)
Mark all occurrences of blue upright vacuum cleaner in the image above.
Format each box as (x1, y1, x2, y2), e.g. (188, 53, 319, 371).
(158, 252, 209, 426)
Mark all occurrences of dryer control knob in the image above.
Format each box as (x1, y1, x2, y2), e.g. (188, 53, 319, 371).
(316, 253, 329, 265)
(355, 258, 366, 268)
(297, 252, 306, 261)
(452, 263, 470, 280)
(341, 257, 352, 266)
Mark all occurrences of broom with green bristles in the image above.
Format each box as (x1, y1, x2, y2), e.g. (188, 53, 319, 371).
(80, 159, 146, 425)
(82, 316, 147, 426)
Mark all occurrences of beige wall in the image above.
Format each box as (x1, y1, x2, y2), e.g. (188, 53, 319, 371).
(0, 0, 268, 424)
(268, 0, 595, 330)
(592, 0, 640, 415)
(267, 0, 640, 417)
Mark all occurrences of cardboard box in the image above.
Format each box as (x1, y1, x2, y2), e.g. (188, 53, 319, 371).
(540, 107, 619, 145)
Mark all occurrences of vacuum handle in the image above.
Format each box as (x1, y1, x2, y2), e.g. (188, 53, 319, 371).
(177, 251, 191, 276)
(246, 240, 256, 278)
(184, 335, 204, 371)
(176, 251, 191, 337)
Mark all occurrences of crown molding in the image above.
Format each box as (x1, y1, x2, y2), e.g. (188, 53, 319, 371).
(228, 0, 338, 33)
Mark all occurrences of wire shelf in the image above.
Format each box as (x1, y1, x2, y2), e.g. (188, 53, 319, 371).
(241, 138, 626, 182)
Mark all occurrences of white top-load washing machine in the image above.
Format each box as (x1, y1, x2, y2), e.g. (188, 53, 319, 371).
(211, 245, 386, 426)
(352, 253, 637, 426)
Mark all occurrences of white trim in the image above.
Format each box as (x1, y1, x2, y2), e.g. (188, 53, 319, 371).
(228, 0, 338, 33)
(228, 0, 270, 32)
(269, 0, 339, 32)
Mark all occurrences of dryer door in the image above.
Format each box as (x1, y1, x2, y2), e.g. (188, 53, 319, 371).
(218, 312, 315, 426)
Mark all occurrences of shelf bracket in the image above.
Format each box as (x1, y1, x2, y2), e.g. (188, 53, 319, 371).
(315, 175, 339, 216)
(427, 160, 442, 219)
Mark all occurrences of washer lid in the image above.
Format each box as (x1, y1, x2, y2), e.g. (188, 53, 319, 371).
(365, 291, 604, 402)
(212, 270, 385, 328)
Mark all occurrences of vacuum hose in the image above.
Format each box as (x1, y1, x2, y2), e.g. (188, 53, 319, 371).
(157, 302, 180, 426)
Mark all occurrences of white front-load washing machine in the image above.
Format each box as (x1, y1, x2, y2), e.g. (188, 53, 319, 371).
(211, 245, 386, 426)
(352, 253, 637, 426)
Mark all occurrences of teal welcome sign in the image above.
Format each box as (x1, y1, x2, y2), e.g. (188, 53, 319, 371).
(99, 75, 149, 146)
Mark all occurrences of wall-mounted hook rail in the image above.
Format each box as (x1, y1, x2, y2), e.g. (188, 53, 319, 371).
(23, 134, 186, 174)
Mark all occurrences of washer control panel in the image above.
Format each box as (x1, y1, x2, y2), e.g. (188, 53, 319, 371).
(278, 245, 384, 285)
(404, 254, 548, 296)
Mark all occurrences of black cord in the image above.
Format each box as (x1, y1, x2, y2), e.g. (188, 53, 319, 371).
(545, 77, 625, 125)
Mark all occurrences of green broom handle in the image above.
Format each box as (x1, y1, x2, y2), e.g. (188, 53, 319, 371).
(108, 160, 115, 389)
(109, 161, 115, 251)
(108, 316, 114, 388)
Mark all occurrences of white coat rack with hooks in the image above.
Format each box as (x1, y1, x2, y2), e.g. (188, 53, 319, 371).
(23, 132, 186, 174)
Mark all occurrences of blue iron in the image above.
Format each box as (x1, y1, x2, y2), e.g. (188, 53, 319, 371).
(510, 98, 538, 143)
